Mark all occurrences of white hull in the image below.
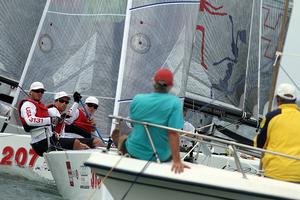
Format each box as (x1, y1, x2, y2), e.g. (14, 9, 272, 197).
(45, 149, 114, 200)
(0, 133, 53, 182)
(85, 151, 300, 200)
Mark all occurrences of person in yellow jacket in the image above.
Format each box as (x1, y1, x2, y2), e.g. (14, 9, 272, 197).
(254, 83, 300, 183)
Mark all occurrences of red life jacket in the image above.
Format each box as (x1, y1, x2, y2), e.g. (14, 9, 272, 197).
(47, 104, 64, 136)
(18, 98, 49, 132)
(72, 108, 93, 133)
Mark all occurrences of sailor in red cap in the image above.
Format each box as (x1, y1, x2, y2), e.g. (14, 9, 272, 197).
(114, 68, 189, 173)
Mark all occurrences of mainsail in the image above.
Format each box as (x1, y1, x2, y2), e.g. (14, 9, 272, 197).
(187, 0, 253, 108)
(185, 0, 259, 129)
(0, 0, 46, 81)
(184, 0, 293, 143)
(186, 0, 293, 122)
(0, 1, 46, 104)
(14, 0, 127, 136)
(113, 0, 200, 129)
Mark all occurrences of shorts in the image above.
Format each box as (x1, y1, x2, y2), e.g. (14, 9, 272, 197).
(31, 135, 94, 157)
(31, 135, 55, 156)
(65, 124, 91, 138)
(77, 138, 94, 148)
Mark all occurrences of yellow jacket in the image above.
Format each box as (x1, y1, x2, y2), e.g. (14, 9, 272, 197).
(254, 103, 300, 182)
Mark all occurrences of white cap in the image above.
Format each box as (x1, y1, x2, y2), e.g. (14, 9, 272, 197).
(85, 96, 98, 105)
(276, 83, 296, 100)
(29, 82, 45, 91)
(54, 91, 70, 100)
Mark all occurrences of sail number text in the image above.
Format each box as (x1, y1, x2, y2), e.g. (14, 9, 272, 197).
(0, 146, 39, 167)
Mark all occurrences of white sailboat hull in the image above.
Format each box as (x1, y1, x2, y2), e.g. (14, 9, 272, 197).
(0, 133, 53, 182)
(44, 149, 114, 200)
(45, 147, 261, 200)
(85, 151, 300, 200)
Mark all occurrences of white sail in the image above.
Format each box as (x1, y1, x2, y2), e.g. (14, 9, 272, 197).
(112, 0, 199, 131)
(14, 0, 127, 136)
(0, 0, 46, 81)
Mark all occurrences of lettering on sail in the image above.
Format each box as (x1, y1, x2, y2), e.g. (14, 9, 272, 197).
(197, 0, 227, 70)
(261, 6, 283, 59)
(199, 0, 227, 16)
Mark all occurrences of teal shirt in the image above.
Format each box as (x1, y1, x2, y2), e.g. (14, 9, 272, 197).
(125, 93, 184, 161)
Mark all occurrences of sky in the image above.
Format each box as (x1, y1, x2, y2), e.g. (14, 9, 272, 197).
(278, 1, 300, 96)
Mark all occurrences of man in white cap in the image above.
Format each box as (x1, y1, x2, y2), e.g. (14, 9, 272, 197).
(48, 91, 102, 148)
(254, 83, 300, 183)
(18, 82, 91, 156)
(65, 92, 104, 146)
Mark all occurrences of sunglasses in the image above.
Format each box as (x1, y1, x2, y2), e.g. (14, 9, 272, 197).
(86, 103, 98, 109)
(58, 99, 69, 104)
(32, 89, 45, 94)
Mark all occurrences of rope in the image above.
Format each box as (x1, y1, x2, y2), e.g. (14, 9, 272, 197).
(280, 64, 300, 92)
(120, 154, 155, 200)
(79, 99, 106, 143)
(87, 154, 124, 200)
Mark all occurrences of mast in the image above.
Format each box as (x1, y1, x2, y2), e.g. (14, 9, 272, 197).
(110, 0, 133, 134)
(11, 0, 51, 107)
(257, 0, 263, 116)
(267, 0, 290, 112)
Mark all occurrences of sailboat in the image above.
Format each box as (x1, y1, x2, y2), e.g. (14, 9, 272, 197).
(84, 116, 300, 200)
(83, 0, 300, 199)
(0, 0, 53, 182)
(1, 0, 299, 199)
(43, 0, 263, 199)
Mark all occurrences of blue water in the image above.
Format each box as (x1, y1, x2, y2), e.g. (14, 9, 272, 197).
(0, 173, 63, 200)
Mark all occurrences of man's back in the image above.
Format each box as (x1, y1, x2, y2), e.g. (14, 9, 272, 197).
(260, 104, 300, 182)
(126, 93, 183, 161)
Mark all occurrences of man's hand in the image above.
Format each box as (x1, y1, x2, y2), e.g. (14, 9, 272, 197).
(168, 130, 189, 173)
(73, 91, 82, 103)
(171, 160, 190, 174)
(51, 116, 62, 126)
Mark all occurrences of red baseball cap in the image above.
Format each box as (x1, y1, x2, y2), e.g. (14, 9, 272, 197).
(154, 68, 173, 86)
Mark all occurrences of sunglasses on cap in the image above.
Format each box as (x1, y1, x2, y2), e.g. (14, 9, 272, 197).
(58, 99, 69, 105)
(32, 89, 45, 94)
(86, 103, 98, 109)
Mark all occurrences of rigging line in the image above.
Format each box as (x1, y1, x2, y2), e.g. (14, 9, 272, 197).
(212, 121, 244, 136)
(257, 0, 263, 117)
(47, 11, 126, 17)
(216, 120, 243, 131)
(0, 84, 30, 133)
(187, 95, 242, 119)
(78, 99, 106, 143)
(121, 154, 155, 200)
(278, 52, 300, 57)
(280, 64, 300, 92)
(130, 1, 199, 11)
(242, 0, 256, 112)
(17, 85, 29, 97)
